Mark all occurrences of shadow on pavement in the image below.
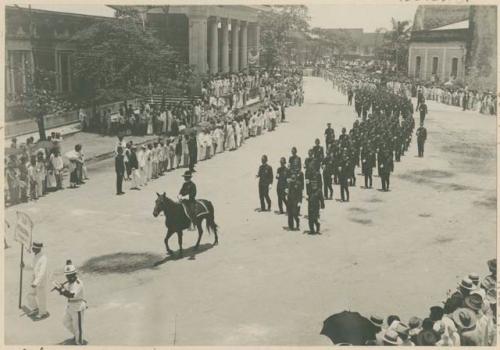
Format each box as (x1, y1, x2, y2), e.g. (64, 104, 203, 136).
(153, 243, 215, 266)
(80, 252, 164, 275)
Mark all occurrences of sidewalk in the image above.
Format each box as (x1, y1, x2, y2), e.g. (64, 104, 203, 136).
(59, 132, 159, 163)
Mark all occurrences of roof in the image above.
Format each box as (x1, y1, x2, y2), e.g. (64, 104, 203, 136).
(412, 5, 470, 31)
(323, 28, 363, 42)
(410, 28, 469, 43)
(6, 4, 115, 19)
(430, 20, 469, 31)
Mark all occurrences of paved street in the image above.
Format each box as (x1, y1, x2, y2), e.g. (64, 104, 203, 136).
(4, 76, 496, 346)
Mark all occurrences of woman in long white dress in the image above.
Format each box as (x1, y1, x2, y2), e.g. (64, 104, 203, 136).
(226, 122, 236, 150)
(235, 121, 242, 148)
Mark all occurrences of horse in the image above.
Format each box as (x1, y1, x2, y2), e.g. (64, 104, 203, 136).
(153, 192, 218, 256)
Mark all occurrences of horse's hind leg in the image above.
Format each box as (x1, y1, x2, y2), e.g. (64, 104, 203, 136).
(195, 222, 203, 250)
(177, 231, 184, 257)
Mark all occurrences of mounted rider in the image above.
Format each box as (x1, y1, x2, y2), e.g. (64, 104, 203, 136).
(178, 170, 197, 224)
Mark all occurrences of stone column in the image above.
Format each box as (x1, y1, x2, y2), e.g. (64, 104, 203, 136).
(254, 24, 260, 66)
(231, 19, 239, 72)
(221, 18, 230, 73)
(239, 21, 248, 71)
(188, 14, 208, 73)
(209, 17, 219, 74)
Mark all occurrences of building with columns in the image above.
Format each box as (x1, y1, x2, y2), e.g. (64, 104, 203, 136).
(113, 5, 265, 74)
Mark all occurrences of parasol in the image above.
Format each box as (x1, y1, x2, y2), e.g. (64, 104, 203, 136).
(320, 311, 377, 345)
(65, 150, 80, 161)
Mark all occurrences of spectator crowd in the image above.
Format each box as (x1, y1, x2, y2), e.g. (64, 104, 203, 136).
(356, 259, 497, 346)
(5, 68, 304, 203)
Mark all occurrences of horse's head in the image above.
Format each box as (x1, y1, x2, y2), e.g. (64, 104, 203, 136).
(153, 192, 167, 217)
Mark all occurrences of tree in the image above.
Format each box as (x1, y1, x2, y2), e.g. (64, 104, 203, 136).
(21, 68, 74, 141)
(381, 19, 411, 73)
(259, 5, 310, 68)
(70, 16, 183, 107)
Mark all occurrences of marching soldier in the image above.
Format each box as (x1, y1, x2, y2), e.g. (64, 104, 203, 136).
(256, 154, 273, 211)
(324, 123, 335, 152)
(361, 145, 375, 189)
(288, 147, 302, 174)
(286, 173, 302, 231)
(416, 122, 427, 157)
(322, 150, 334, 199)
(312, 138, 325, 162)
(338, 150, 350, 202)
(379, 149, 394, 191)
(418, 101, 428, 125)
(307, 179, 322, 234)
(54, 260, 87, 345)
(276, 157, 289, 214)
(24, 241, 49, 320)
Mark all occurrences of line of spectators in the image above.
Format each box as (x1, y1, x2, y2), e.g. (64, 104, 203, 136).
(360, 259, 497, 346)
(5, 133, 89, 206)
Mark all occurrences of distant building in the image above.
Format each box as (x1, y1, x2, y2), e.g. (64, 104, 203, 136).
(408, 5, 497, 91)
(321, 28, 384, 60)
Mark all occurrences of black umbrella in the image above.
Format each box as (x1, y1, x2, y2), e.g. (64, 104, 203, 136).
(321, 311, 377, 345)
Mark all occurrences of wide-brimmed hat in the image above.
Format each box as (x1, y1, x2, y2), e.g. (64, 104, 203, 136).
(408, 316, 422, 330)
(481, 275, 495, 290)
(182, 171, 192, 178)
(382, 329, 400, 345)
(487, 259, 496, 273)
(430, 306, 444, 321)
(485, 288, 497, 304)
(469, 272, 480, 285)
(464, 293, 483, 311)
(416, 330, 439, 346)
(459, 277, 475, 291)
(452, 308, 477, 330)
(369, 315, 384, 327)
(32, 242, 43, 249)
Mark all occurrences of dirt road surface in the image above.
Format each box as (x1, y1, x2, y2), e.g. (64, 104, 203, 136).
(4, 77, 496, 345)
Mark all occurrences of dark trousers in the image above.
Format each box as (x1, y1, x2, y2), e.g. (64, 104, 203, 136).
(259, 183, 271, 210)
(420, 113, 426, 124)
(381, 174, 390, 191)
(417, 141, 425, 157)
(323, 174, 333, 199)
(340, 178, 349, 201)
(308, 219, 320, 233)
(364, 174, 372, 188)
(288, 205, 300, 229)
(395, 148, 401, 161)
(277, 187, 288, 213)
(116, 172, 124, 194)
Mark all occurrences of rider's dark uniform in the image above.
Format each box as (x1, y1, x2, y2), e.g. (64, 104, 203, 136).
(180, 180, 197, 222)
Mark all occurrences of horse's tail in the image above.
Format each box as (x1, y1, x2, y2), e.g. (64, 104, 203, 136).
(204, 200, 218, 236)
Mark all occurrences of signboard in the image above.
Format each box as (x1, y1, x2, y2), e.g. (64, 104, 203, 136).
(14, 211, 33, 250)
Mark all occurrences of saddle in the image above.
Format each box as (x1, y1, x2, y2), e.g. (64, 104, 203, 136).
(181, 200, 209, 222)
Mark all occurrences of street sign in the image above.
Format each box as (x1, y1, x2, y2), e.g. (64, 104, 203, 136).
(14, 211, 33, 251)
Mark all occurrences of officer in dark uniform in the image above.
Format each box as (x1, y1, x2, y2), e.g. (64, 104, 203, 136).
(418, 101, 428, 125)
(416, 122, 427, 157)
(324, 123, 335, 152)
(322, 150, 334, 199)
(347, 87, 353, 106)
(256, 154, 273, 211)
(179, 170, 197, 223)
(312, 138, 325, 162)
(276, 157, 289, 214)
(379, 149, 394, 191)
(307, 179, 322, 234)
(361, 145, 375, 189)
(338, 150, 350, 202)
(288, 147, 302, 174)
(286, 173, 302, 231)
(339, 127, 350, 148)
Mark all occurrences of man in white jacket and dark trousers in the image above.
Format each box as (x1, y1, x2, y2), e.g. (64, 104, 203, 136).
(54, 260, 87, 345)
(25, 241, 49, 320)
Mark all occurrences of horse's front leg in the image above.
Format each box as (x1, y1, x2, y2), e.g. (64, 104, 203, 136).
(165, 230, 174, 255)
(177, 231, 183, 257)
(194, 223, 203, 250)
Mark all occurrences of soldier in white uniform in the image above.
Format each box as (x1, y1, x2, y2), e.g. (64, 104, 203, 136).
(25, 241, 49, 320)
(54, 260, 87, 345)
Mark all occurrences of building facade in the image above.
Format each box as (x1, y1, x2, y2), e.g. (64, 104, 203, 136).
(114, 5, 263, 74)
(408, 5, 497, 90)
